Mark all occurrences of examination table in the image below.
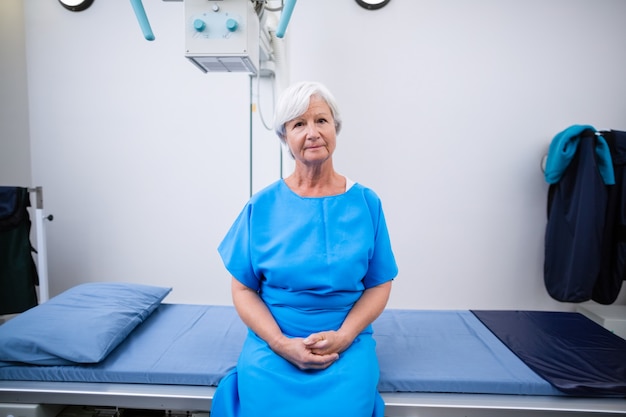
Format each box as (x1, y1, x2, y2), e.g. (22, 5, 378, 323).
(0, 283, 624, 417)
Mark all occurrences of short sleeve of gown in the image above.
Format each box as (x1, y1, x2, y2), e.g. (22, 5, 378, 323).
(362, 189, 398, 288)
(218, 203, 260, 291)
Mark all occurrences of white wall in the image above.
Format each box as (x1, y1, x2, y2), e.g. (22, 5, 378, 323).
(0, 0, 31, 186)
(284, 0, 626, 310)
(22, 0, 252, 305)
(8, 0, 626, 309)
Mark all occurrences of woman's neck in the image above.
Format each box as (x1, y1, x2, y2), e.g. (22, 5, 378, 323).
(285, 166, 346, 197)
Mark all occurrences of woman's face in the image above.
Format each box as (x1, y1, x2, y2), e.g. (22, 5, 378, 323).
(284, 95, 336, 166)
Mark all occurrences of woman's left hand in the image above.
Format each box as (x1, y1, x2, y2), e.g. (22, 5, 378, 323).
(302, 330, 352, 356)
(303, 281, 393, 357)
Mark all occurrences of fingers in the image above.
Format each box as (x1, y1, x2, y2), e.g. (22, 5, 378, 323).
(303, 333, 329, 349)
(300, 351, 339, 370)
(299, 339, 338, 369)
(302, 333, 323, 346)
(304, 332, 342, 356)
(276, 336, 339, 371)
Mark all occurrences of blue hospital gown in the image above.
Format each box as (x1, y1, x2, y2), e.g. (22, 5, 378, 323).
(212, 179, 398, 417)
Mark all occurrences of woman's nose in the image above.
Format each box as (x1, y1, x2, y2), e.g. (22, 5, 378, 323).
(305, 123, 319, 138)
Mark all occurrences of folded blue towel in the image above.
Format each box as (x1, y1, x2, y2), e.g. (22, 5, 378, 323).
(544, 125, 615, 185)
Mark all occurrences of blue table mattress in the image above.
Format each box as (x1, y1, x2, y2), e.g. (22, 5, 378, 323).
(0, 304, 567, 396)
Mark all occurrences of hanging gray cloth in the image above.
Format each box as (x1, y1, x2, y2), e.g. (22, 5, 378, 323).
(0, 186, 38, 314)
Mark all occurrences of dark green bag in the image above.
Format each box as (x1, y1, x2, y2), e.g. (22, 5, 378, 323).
(0, 187, 38, 315)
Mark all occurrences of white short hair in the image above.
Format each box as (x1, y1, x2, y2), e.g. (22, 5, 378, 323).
(273, 81, 342, 145)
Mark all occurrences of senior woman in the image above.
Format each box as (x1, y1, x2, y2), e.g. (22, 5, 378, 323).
(211, 81, 398, 417)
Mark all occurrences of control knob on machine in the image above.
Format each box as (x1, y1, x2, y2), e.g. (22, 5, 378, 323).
(226, 18, 238, 32)
(193, 19, 206, 32)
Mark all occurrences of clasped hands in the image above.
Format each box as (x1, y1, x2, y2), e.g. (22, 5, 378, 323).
(272, 330, 353, 371)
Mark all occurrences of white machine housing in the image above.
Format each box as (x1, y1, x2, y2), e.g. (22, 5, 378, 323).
(185, 0, 262, 74)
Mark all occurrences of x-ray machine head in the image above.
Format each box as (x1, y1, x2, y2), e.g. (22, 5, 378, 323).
(185, 0, 262, 74)
(131, 0, 297, 76)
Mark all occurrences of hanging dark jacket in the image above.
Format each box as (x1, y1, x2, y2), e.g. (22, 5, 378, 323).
(0, 187, 39, 314)
(593, 130, 626, 304)
(544, 127, 612, 303)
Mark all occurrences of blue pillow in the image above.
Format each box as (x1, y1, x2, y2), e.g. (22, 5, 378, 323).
(0, 282, 171, 365)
